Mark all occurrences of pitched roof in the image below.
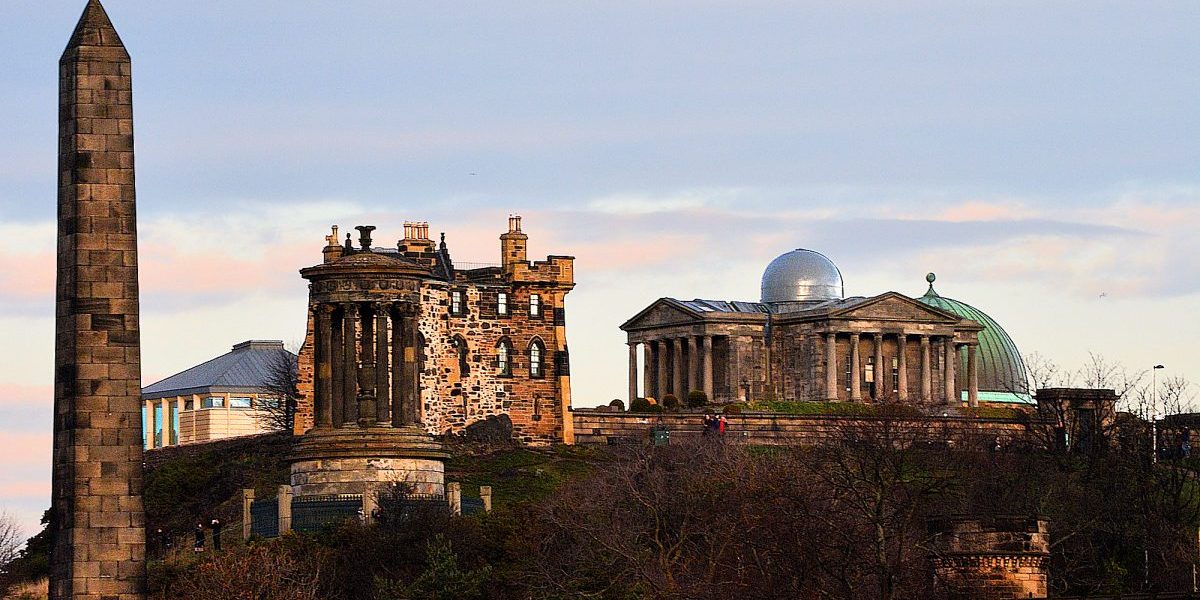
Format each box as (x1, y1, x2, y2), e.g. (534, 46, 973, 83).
(142, 341, 297, 400)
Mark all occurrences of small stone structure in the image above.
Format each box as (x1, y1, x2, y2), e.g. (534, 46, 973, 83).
(51, 1, 146, 598)
(928, 516, 1050, 599)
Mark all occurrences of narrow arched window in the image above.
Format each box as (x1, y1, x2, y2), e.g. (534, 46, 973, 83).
(496, 339, 513, 376)
(452, 335, 470, 377)
(529, 339, 545, 378)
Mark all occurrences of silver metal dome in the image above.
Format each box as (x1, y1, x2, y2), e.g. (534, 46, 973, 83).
(760, 249, 844, 304)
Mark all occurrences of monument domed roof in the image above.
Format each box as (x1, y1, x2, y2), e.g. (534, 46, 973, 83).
(915, 273, 1031, 403)
(760, 249, 844, 304)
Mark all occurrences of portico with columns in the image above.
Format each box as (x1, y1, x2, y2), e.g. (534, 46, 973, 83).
(622, 293, 984, 409)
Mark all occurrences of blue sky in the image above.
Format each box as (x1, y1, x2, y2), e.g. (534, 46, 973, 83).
(0, 0, 1197, 537)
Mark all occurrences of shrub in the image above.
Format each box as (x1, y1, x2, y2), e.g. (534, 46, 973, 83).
(629, 398, 653, 412)
(686, 390, 708, 408)
(646, 404, 665, 414)
(661, 395, 680, 411)
(608, 399, 626, 412)
(722, 404, 742, 415)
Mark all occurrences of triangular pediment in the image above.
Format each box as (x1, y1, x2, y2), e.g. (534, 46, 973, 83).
(621, 299, 701, 330)
(833, 292, 962, 324)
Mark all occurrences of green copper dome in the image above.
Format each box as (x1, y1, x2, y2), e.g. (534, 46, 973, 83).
(916, 274, 1032, 404)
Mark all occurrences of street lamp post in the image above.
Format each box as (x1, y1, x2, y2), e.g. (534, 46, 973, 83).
(1152, 364, 1166, 464)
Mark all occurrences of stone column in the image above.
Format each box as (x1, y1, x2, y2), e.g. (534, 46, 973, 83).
(390, 305, 405, 427)
(628, 342, 639, 404)
(896, 333, 909, 402)
(920, 336, 932, 403)
(447, 482, 462, 516)
(702, 336, 714, 400)
(330, 308, 345, 426)
(850, 333, 862, 401)
(944, 338, 958, 406)
(825, 332, 839, 401)
(402, 313, 421, 425)
(872, 333, 884, 401)
(374, 303, 391, 424)
(686, 336, 698, 397)
(643, 342, 654, 400)
(315, 305, 334, 428)
(241, 489, 254, 542)
(342, 303, 360, 426)
(655, 340, 667, 401)
(967, 344, 979, 408)
(277, 485, 293, 535)
(359, 304, 376, 425)
(671, 338, 684, 397)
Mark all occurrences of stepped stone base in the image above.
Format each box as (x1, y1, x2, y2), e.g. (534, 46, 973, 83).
(289, 426, 448, 498)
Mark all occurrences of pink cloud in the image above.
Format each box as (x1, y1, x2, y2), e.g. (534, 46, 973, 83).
(0, 383, 53, 407)
(0, 252, 55, 302)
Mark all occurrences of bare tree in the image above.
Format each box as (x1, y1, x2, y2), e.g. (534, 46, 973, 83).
(254, 342, 300, 433)
(1024, 351, 1074, 392)
(0, 512, 22, 587)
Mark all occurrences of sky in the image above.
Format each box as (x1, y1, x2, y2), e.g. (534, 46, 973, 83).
(0, 0, 1197, 538)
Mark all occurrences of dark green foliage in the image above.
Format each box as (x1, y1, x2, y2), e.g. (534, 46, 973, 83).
(686, 390, 708, 408)
(629, 397, 652, 412)
(661, 394, 679, 411)
(376, 535, 492, 600)
(608, 398, 625, 411)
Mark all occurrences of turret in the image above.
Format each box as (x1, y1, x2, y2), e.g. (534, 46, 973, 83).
(500, 215, 528, 273)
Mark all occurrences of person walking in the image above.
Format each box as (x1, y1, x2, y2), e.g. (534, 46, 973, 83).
(193, 522, 205, 553)
(718, 414, 727, 436)
(210, 518, 223, 552)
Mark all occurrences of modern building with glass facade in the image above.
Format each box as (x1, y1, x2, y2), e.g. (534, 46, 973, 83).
(141, 340, 297, 449)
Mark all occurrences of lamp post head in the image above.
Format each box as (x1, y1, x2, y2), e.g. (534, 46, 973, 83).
(1154, 364, 1166, 370)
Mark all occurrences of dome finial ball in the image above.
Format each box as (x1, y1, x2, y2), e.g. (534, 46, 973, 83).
(926, 272, 936, 284)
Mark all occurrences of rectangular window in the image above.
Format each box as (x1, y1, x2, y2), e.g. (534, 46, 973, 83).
(891, 357, 900, 393)
(202, 396, 225, 409)
(230, 397, 253, 409)
(450, 290, 463, 315)
(497, 292, 509, 316)
(865, 356, 875, 384)
(845, 356, 852, 392)
(184, 400, 194, 410)
(529, 293, 541, 317)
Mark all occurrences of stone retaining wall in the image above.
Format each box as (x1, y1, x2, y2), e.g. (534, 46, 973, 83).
(572, 410, 1047, 448)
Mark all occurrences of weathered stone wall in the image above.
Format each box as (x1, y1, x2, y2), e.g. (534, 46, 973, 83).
(52, 2, 147, 599)
(573, 411, 1043, 447)
(929, 516, 1050, 599)
(295, 226, 573, 446)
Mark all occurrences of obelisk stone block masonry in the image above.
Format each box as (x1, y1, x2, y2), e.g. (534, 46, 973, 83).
(51, 1, 146, 599)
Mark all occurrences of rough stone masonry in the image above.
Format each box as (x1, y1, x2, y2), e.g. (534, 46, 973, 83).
(51, 1, 146, 598)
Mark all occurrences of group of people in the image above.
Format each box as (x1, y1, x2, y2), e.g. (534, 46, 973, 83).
(702, 413, 728, 436)
(193, 518, 223, 553)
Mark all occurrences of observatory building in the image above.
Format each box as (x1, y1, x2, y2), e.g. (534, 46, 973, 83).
(621, 249, 1029, 408)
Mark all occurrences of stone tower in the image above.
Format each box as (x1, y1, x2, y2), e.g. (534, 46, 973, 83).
(52, 1, 146, 598)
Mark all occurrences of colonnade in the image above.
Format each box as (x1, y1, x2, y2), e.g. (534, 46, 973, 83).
(823, 331, 978, 406)
(627, 335, 717, 402)
(313, 301, 421, 429)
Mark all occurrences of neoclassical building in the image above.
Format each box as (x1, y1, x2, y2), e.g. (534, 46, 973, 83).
(622, 249, 1030, 409)
(293, 216, 576, 446)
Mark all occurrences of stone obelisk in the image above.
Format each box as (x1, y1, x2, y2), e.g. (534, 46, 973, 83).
(52, 1, 146, 598)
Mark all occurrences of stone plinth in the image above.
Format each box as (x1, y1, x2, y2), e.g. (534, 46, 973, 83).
(289, 426, 448, 498)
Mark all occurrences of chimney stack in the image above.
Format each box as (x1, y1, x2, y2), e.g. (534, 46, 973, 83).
(500, 214, 529, 273)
